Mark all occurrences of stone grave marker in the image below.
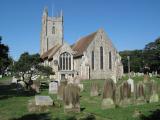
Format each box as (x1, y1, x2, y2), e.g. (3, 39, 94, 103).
(101, 78, 116, 109)
(127, 78, 134, 92)
(35, 96, 53, 106)
(135, 82, 145, 105)
(149, 80, 159, 103)
(119, 81, 132, 106)
(90, 82, 99, 96)
(49, 81, 58, 94)
(63, 84, 80, 113)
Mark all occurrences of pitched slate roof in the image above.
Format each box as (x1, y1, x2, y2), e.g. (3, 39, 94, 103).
(72, 31, 97, 57)
(40, 44, 62, 60)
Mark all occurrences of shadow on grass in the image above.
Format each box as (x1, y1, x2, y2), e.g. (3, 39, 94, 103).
(140, 109, 160, 120)
(10, 113, 51, 120)
(0, 83, 35, 100)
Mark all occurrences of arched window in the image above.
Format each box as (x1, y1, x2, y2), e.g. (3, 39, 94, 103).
(59, 52, 71, 70)
(52, 26, 55, 34)
(92, 51, 94, 70)
(109, 51, 112, 69)
(100, 46, 103, 69)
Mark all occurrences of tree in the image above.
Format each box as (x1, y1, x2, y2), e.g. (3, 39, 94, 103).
(120, 37, 160, 73)
(13, 52, 54, 80)
(0, 36, 11, 75)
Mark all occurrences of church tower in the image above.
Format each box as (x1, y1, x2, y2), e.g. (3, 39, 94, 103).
(40, 7, 64, 55)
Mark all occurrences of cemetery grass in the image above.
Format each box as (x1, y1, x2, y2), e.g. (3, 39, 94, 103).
(0, 77, 160, 120)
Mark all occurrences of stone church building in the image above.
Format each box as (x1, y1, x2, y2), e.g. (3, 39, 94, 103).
(40, 8, 123, 82)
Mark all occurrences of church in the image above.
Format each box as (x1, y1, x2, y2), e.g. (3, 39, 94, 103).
(40, 8, 123, 82)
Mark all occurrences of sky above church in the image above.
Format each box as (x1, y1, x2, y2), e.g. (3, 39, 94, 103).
(0, 0, 160, 60)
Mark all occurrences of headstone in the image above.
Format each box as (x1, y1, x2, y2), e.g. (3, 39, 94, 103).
(149, 80, 159, 103)
(31, 80, 40, 93)
(149, 73, 152, 78)
(0, 75, 2, 78)
(135, 82, 145, 105)
(119, 81, 132, 106)
(78, 84, 84, 92)
(57, 81, 67, 100)
(127, 78, 134, 92)
(63, 84, 80, 113)
(35, 96, 53, 106)
(111, 75, 117, 83)
(90, 82, 99, 96)
(12, 76, 18, 83)
(49, 81, 58, 94)
(101, 78, 116, 109)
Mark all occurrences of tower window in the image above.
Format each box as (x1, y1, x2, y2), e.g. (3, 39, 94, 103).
(52, 26, 55, 34)
(109, 51, 112, 69)
(100, 46, 103, 70)
(92, 51, 94, 70)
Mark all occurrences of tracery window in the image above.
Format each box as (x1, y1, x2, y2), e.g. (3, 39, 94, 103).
(59, 52, 71, 70)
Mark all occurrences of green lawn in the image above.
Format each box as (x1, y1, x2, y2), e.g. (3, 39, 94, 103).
(0, 76, 160, 120)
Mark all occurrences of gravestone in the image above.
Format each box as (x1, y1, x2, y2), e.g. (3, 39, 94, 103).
(31, 80, 40, 93)
(119, 81, 132, 107)
(49, 81, 58, 94)
(114, 85, 121, 106)
(78, 84, 84, 92)
(35, 96, 53, 106)
(63, 84, 80, 113)
(127, 78, 134, 92)
(149, 80, 159, 103)
(135, 82, 145, 105)
(12, 76, 17, 83)
(57, 81, 67, 100)
(101, 78, 116, 109)
(90, 82, 99, 96)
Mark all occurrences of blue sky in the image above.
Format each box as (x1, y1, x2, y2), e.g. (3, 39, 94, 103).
(0, 0, 160, 60)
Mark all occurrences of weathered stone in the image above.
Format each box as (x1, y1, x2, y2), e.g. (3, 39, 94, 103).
(150, 94, 159, 103)
(57, 82, 66, 100)
(63, 84, 80, 113)
(119, 81, 132, 106)
(90, 82, 99, 96)
(49, 81, 58, 94)
(101, 79, 116, 109)
(135, 82, 145, 105)
(127, 78, 134, 92)
(12, 76, 17, 83)
(78, 84, 84, 92)
(101, 98, 115, 109)
(35, 96, 53, 106)
(31, 80, 40, 93)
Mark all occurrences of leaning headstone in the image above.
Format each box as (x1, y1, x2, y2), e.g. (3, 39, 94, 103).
(101, 78, 116, 109)
(127, 78, 134, 92)
(119, 81, 132, 107)
(35, 96, 53, 106)
(135, 82, 145, 105)
(90, 82, 99, 96)
(49, 81, 58, 94)
(63, 84, 80, 113)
